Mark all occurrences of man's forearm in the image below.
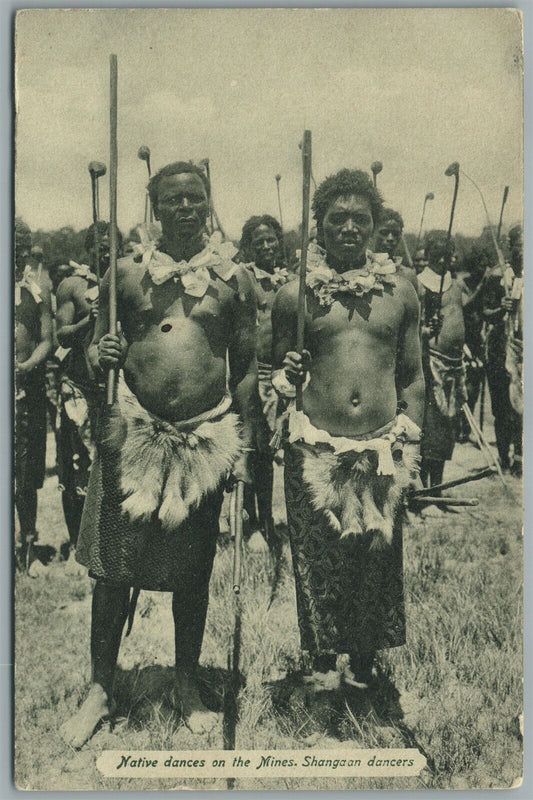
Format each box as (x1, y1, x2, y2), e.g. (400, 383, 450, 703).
(19, 340, 52, 372)
(56, 315, 92, 347)
(232, 372, 261, 449)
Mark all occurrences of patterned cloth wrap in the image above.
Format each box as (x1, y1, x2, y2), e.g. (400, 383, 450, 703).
(76, 379, 241, 591)
(422, 349, 467, 462)
(15, 367, 47, 493)
(283, 410, 421, 660)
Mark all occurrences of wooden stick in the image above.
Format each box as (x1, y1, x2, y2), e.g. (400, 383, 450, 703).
(296, 130, 312, 412)
(106, 54, 118, 406)
(232, 481, 245, 594)
(497, 186, 509, 243)
(90, 175, 101, 286)
(462, 402, 508, 490)
(401, 233, 413, 268)
(410, 496, 479, 507)
(436, 165, 459, 341)
(412, 466, 496, 497)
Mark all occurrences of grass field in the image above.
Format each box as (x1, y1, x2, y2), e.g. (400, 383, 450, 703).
(15, 421, 522, 791)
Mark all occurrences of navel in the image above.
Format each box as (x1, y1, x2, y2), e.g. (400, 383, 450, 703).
(351, 394, 360, 408)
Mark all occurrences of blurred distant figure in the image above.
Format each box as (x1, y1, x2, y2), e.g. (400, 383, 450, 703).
(482, 227, 522, 474)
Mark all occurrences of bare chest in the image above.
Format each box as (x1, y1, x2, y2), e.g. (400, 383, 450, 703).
(306, 289, 404, 345)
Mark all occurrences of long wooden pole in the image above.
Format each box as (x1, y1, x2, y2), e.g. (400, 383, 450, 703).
(296, 131, 312, 412)
(435, 165, 459, 340)
(497, 185, 509, 243)
(106, 54, 118, 406)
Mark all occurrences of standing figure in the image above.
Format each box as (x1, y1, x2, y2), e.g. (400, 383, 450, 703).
(239, 214, 292, 548)
(53, 222, 122, 560)
(60, 161, 261, 747)
(418, 230, 466, 500)
(373, 207, 418, 289)
(272, 169, 424, 687)
(14, 219, 53, 569)
(482, 225, 522, 474)
(455, 245, 490, 442)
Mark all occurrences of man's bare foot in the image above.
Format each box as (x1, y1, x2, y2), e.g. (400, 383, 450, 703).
(175, 672, 218, 734)
(60, 684, 115, 749)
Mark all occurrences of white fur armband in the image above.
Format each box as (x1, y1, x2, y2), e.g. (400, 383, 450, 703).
(271, 368, 310, 398)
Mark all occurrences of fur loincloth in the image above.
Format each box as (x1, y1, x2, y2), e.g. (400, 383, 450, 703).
(108, 380, 241, 531)
(286, 409, 420, 549)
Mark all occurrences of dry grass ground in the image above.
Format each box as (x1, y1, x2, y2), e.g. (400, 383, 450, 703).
(15, 417, 522, 791)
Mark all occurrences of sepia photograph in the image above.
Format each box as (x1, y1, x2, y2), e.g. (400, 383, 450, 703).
(14, 7, 523, 791)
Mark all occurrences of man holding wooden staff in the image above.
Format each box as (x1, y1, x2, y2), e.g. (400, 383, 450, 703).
(272, 168, 424, 688)
(53, 220, 121, 562)
(61, 161, 261, 746)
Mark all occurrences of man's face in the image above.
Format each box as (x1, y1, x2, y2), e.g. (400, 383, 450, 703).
(154, 173, 208, 241)
(15, 231, 31, 273)
(322, 194, 374, 268)
(413, 249, 427, 274)
(51, 263, 72, 294)
(98, 233, 110, 270)
(425, 234, 453, 274)
(250, 224, 279, 271)
(374, 218, 402, 257)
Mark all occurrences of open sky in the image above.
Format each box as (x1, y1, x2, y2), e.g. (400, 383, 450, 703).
(15, 8, 523, 241)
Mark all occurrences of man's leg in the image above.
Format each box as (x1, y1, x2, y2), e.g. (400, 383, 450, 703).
(15, 487, 37, 569)
(60, 580, 129, 748)
(486, 364, 511, 468)
(172, 495, 221, 733)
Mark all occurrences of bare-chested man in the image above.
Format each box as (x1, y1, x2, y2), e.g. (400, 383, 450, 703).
(15, 219, 53, 569)
(60, 161, 261, 747)
(418, 230, 466, 505)
(54, 223, 120, 562)
(272, 169, 424, 688)
(238, 214, 292, 548)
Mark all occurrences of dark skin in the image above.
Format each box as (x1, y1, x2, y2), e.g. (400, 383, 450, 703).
(61, 171, 261, 747)
(419, 233, 465, 491)
(15, 233, 53, 559)
(273, 193, 423, 677)
(374, 218, 402, 258)
(55, 276, 98, 385)
(273, 194, 424, 439)
(244, 223, 286, 543)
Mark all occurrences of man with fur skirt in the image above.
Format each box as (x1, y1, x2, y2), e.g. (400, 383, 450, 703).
(61, 161, 264, 746)
(272, 168, 425, 689)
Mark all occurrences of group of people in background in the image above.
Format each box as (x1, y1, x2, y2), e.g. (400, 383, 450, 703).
(15, 160, 523, 746)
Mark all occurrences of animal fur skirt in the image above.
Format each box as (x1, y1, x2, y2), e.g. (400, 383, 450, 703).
(76, 379, 241, 591)
(283, 410, 421, 659)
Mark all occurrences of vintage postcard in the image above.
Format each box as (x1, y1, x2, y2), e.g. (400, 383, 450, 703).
(14, 8, 523, 791)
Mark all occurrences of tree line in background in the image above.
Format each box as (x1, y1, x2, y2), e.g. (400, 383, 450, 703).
(30, 222, 511, 274)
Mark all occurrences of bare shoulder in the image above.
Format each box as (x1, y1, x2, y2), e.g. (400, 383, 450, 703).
(56, 275, 87, 302)
(392, 273, 420, 311)
(116, 255, 146, 291)
(273, 279, 299, 309)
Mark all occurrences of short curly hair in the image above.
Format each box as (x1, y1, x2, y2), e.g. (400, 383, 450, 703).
(376, 207, 404, 231)
(147, 161, 210, 208)
(239, 214, 283, 261)
(312, 169, 383, 245)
